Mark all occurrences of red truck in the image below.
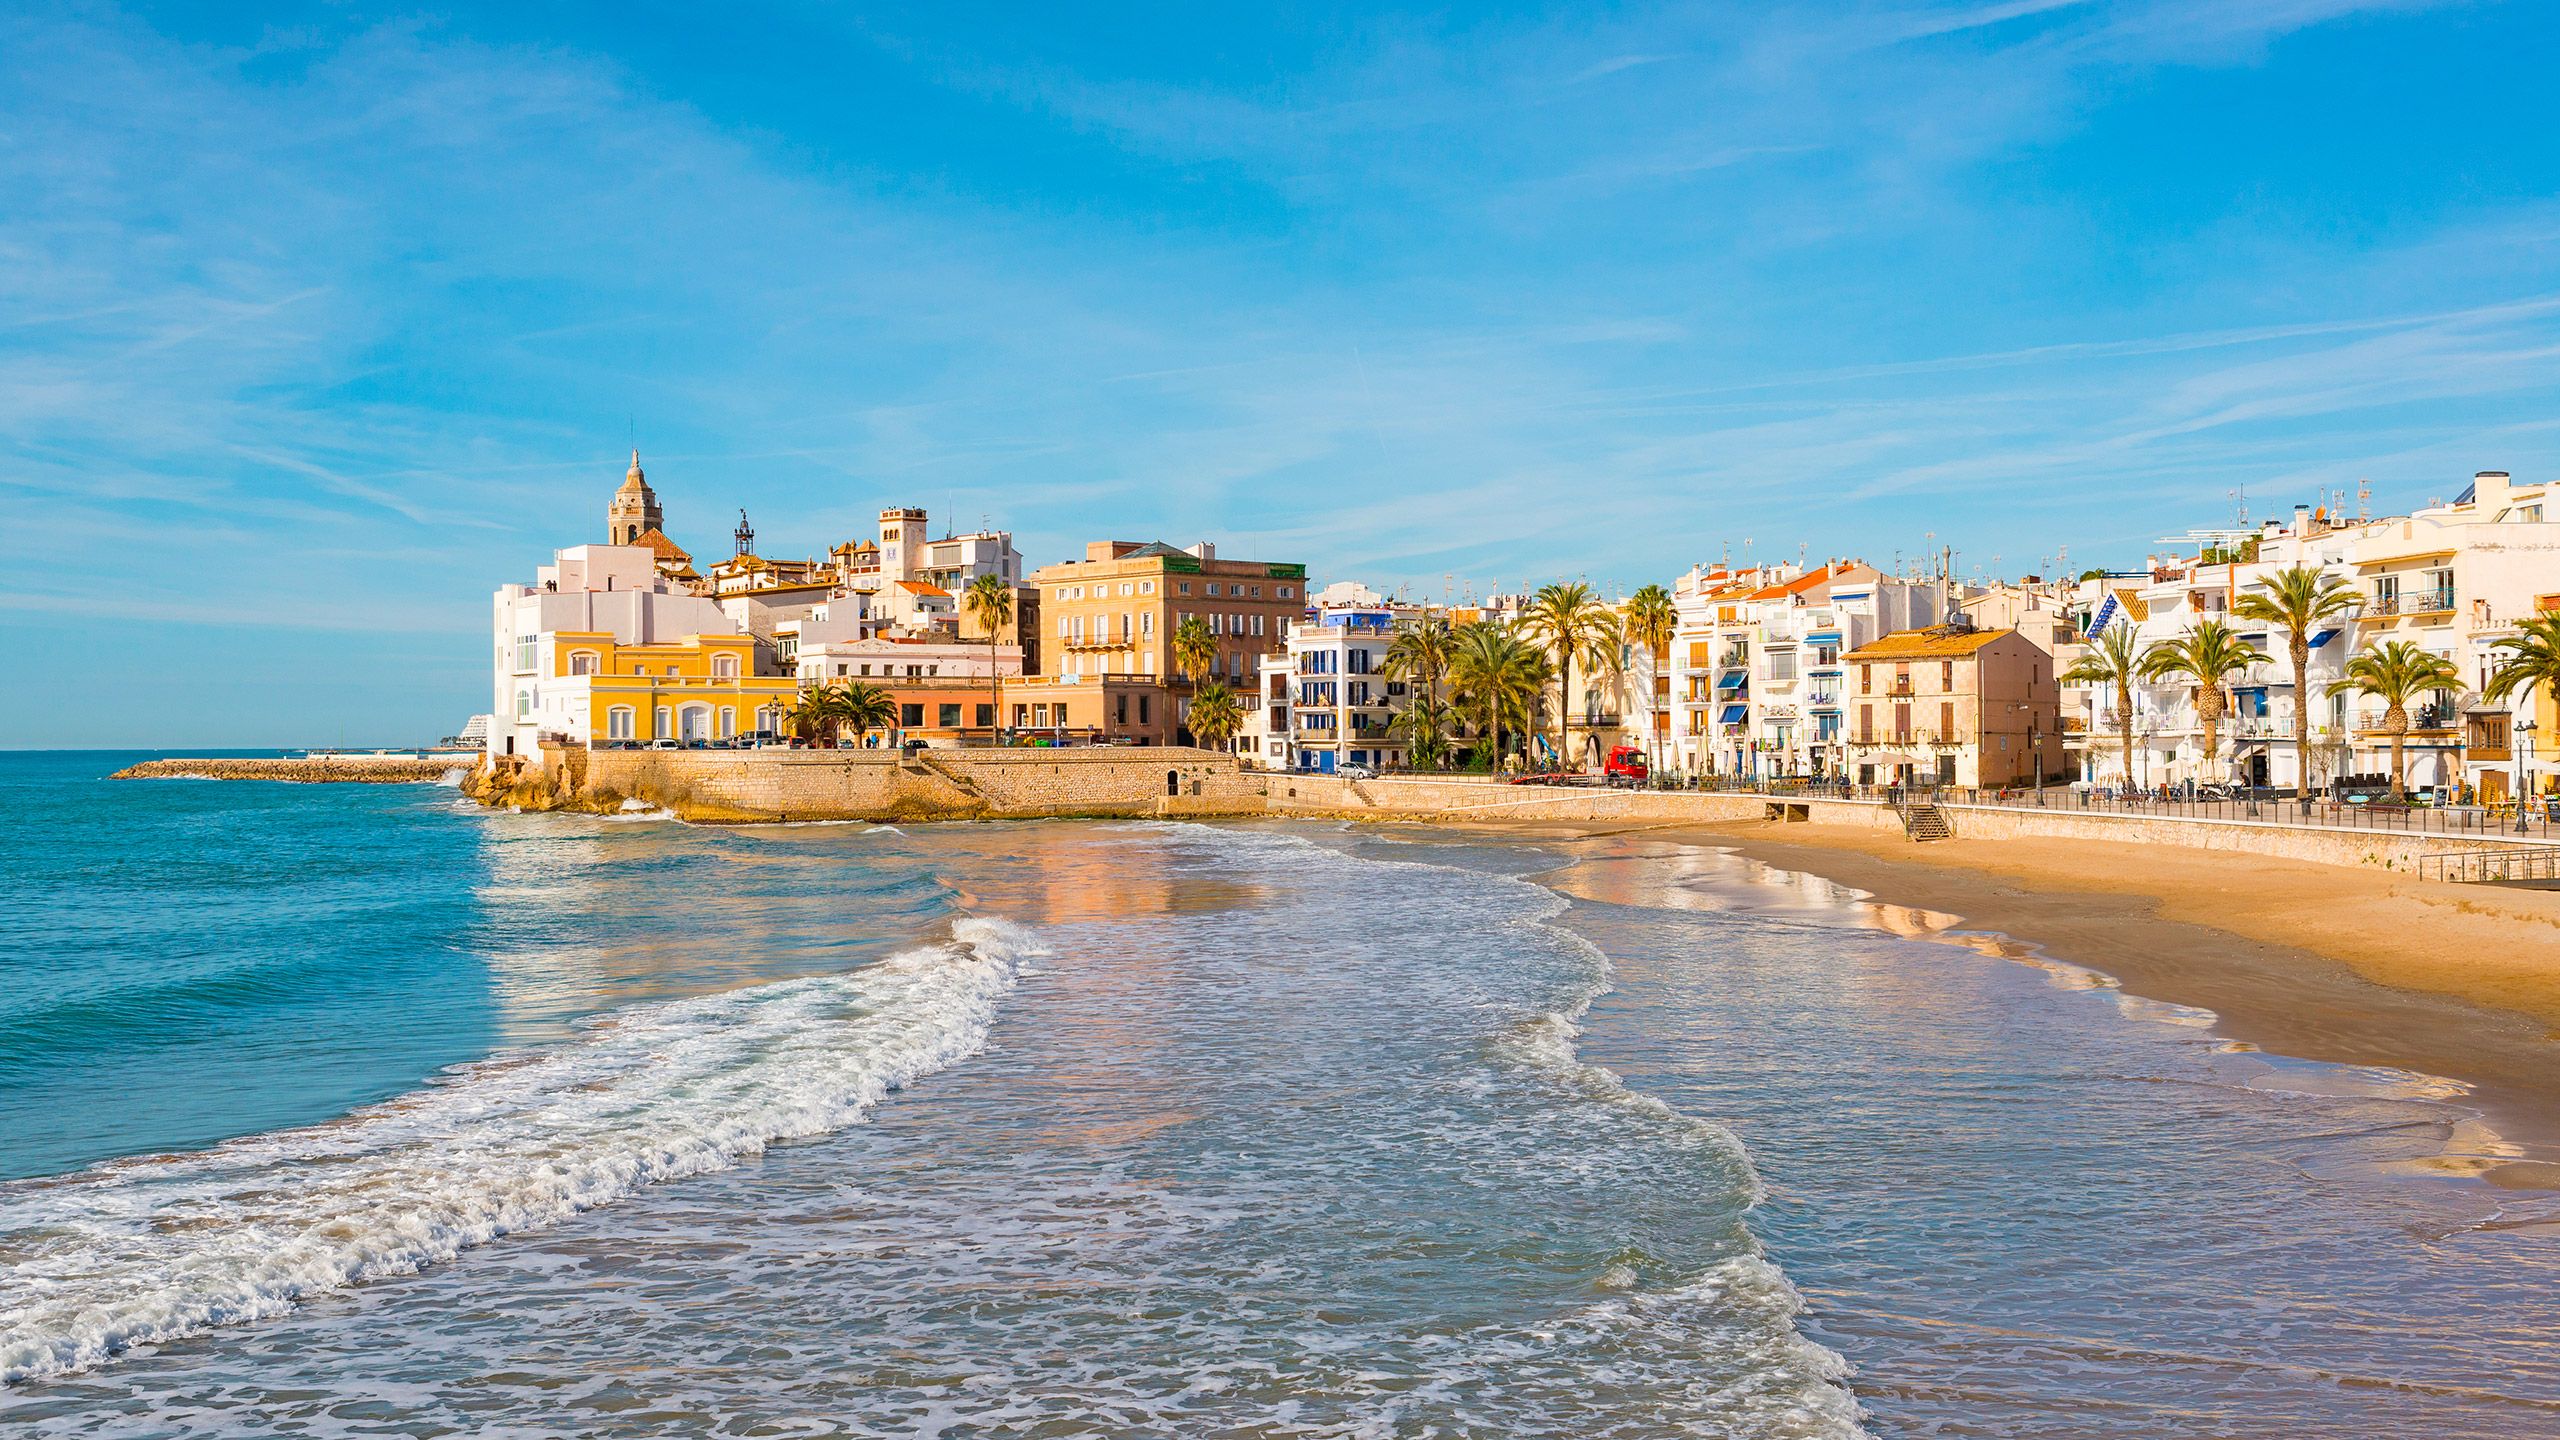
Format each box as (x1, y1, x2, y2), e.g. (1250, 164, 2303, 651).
(1603, 745, 1650, 787)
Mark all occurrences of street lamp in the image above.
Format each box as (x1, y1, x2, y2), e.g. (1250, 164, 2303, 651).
(2519, 718, 2539, 836)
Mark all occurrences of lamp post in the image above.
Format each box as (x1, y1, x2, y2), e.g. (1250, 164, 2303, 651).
(2519, 718, 2538, 836)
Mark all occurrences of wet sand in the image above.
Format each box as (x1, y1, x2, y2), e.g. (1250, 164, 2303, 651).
(1464, 817, 2560, 1189)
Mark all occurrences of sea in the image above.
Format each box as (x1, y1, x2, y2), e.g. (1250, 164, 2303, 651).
(3, 749, 2557, 1437)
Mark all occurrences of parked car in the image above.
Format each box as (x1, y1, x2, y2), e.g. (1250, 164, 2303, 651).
(1338, 762, 1378, 780)
(648, 738, 679, 751)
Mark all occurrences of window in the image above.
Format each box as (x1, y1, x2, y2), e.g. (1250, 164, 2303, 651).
(1207, 582, 1222, 596)
(1121, 583, 1134, 597)
(975, 704, 994, 727)
(515, 689, 533, 719)
(1115, 694, 1129, 725)
(1138, 695, 1152, 724)
(514, 636, 537, 672)
(718, 708, 737, 739)
(1278, 586, 1293, 599)
(1253, 615, 1265, 637)
(938, 703, 962, 728)
(656, 706, 671, 737)
(1179, 582, 1192, 595)
(1859, 665, 1872, 695)
(1940, 660, 1953, 690)
(1141, 612, 1154, 636)
(712, 654, 738, 680)
(1140, 580, 1155, 595)
(1939, 701, 1954, 740)
(568, 650, 598, 676)
(1250, 585, 1262, 598)
(901, 703, 925, 727)
(607, 706, 635, 740)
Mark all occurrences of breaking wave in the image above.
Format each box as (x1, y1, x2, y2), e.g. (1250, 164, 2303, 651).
(0, 917, 1043, 1386)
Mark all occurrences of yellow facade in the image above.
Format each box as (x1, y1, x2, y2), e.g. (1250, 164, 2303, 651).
(550, 630, 798, 743)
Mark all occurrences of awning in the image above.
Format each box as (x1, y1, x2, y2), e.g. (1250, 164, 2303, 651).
(1862, 751, 1917, 767)
(1805, 631, 1842, 643)
(2307, 628, 2340, 650)
(1717, 677, 1747, 693)
(1718, 704, 1748, 724)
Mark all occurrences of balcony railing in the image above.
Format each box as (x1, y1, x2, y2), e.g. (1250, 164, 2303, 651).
(2354, 708, 2460, 736)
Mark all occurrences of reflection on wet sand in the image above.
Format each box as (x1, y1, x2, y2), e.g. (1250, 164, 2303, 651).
(1516, 828, 2555, 1195)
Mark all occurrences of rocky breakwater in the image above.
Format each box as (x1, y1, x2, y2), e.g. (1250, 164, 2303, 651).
(112, 756, 466, 783)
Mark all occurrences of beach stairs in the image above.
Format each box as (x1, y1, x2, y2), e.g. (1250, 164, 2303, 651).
(1893, 795, 1953, 842)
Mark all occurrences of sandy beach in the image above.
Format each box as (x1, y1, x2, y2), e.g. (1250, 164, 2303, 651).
(1494, 816, 2560, 1188)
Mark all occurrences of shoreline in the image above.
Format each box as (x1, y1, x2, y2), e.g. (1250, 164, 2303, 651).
(1453, 816, 2560, 1189)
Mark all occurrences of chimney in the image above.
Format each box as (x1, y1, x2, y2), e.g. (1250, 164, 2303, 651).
(2292, 503, 2310, 533)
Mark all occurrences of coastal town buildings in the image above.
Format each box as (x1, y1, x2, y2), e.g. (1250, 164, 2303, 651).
(1666, 562, 1958, 779)
(2061, 473, 2559, 800)
(491, 448, 2559, 798)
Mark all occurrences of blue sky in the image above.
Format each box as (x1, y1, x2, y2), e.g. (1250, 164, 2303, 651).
(9, 0, 2560, 745)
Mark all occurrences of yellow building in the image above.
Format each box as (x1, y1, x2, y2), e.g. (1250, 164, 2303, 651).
(550, 629, 799, 744)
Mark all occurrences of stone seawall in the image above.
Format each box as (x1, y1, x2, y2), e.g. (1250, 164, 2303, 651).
(113, 756, 464, 783)
(469, 746, 1270, 823)
(1262, 773, 2540, 874)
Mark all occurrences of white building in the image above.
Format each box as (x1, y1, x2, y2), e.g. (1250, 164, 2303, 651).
(2062, 472, 2558, 799)
(1247, 584, 1418, 773)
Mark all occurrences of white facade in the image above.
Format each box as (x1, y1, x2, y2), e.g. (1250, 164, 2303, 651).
(1666, 562, 1949, 779)
(1257, 587, 1418, 773)
(2065, 473, 2558, 799)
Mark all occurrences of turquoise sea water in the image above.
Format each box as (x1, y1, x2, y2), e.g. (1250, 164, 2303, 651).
(2, 751, 2557, 1435)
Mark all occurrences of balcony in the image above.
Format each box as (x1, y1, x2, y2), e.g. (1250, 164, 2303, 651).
(2354, 707, 2460, 736)
(1884, 680, 1917, 698)
(2364, 589, 2457, 618)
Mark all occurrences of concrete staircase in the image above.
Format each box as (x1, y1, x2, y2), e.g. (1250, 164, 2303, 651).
(1894, 796, 1953, 842)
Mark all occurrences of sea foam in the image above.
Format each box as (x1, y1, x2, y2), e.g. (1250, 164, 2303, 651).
(0, 916, 1043, 1386)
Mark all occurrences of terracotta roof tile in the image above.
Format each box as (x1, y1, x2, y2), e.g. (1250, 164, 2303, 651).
(1845, 626, 2016, 660)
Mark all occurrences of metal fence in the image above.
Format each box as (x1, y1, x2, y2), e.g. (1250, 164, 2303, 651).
(2419, 847, 2560, 884)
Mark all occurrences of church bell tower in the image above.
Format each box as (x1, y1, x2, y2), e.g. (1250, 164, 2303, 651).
(608, 449, 663, 545)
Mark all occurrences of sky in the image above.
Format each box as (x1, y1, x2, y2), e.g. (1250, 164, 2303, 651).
(8, 0, 2560, 746)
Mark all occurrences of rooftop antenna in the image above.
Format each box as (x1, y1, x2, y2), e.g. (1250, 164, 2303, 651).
(2229, 482, 2248, 526)
(2357, 476, 2372, 523)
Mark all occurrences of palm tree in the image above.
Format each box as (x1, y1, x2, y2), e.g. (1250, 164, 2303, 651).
(2138, 619, 2270, 784)
(1382, 615, 1454, 707)
(1173, 615, 1217, 686)
(787, 687, 840, 746)
(2484, 614, 2560, 804)
(2231, 564, 2359, 801)
(1519, 581, 1621, 772)
(1172, 614, 1219, 743)
(1390, 692, 1454, 771)
(1622, 583, 1676, 770)
(1186, 680, 1244, 753)
(961, 574, 1014, 746)
(2060, 625, 2145, 789)
(1447, 622, 1552, 773)
(2327, 640, 2461, 800)
(833, 680, 897, 748)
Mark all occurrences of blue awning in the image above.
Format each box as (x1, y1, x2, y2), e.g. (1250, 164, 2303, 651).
(2307, 628, 2341, 650)
(1716, 676, 1747, 692)
(1718, 704, 1748, 724)
(1805, 631, 1842, 644)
